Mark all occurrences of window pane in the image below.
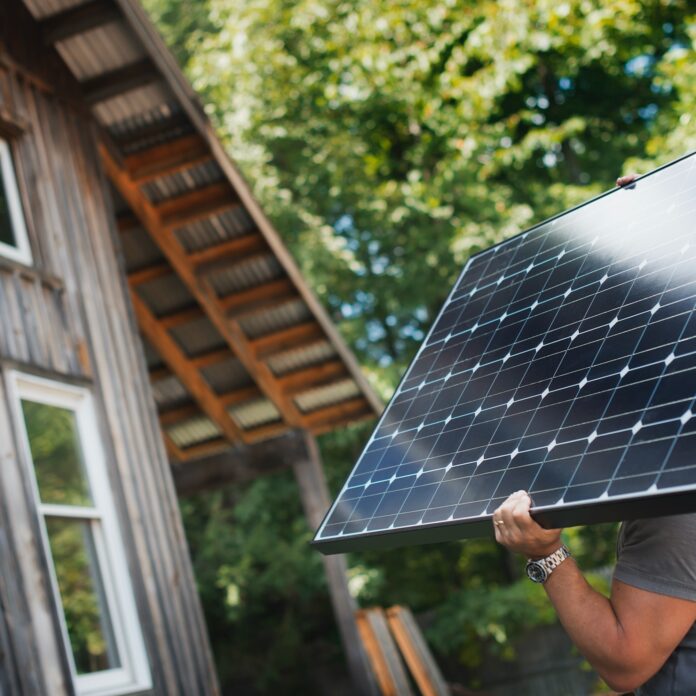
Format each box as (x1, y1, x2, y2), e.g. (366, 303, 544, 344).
(0, 164, 16, 248)
(21, 400, 92, 506)
(45, 517, 120, 674)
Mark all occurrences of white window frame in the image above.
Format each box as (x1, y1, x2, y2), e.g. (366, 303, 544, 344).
(0, 139, 32, 265)
(8, 372, 151, 696)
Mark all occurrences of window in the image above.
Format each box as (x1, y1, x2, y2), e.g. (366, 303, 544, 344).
(0, 138, 32, 264)
(9, 373, 151, 696)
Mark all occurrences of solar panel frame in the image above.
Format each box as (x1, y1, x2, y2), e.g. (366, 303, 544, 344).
(313, 151, 696, 555)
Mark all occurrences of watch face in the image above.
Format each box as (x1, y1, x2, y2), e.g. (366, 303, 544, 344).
(526, 562, 547, 583)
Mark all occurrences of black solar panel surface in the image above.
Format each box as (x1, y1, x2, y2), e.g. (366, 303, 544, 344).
(314, 152, 696, 554)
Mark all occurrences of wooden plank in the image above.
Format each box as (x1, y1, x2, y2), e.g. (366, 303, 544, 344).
(356, 611, 399, 696)
(41, 0, 121, 44)
(311, 409, 374, 436)
(101, 144, 306, 428)
(188, 233, 267, 270)
(277, 359, 347, 396)
(159, 305, 202, 329)
(82, 58, 160, 104)
(386, 606, 451, 696)
(190, 346, 231, 369)
(219, 385, 261, 407)
(219, 278, 294, 314)
(292, 432, 378, 696)
(159, 402, 200, 426)
(363, 608, 415, 696)
(125, 134, 211, 183)
(251, 321, 324, 359)
(156, 182, 237, 229)
(130, 291, 246, 444)
(303, 397, 370, 429)
(127, 262, 171, 286)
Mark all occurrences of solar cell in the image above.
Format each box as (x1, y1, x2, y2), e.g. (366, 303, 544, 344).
(313, 152, 696, 554)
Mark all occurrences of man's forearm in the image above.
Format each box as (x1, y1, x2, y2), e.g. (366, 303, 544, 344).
(543, 558, 641, 691)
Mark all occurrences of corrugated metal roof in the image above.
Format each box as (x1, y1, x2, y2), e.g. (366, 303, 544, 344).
(169, 316, 226, 357)
(23, 0, 81, 18)
(20, 0, 381, 458)
(295, 379, 361, 413)
(239, 298, 312, 339)
(175, 207, 256, 253)
(120, 227, 164, 269)
(141, 160, 225, 205)
(56, 21, 144, 80)
(267, 340, 337, 376)
(229, 398, 280, 429)
(137, 274, 191, 316)
(94, 84, 174, 127)
(201, 358, 254, 395)
(151, 375, 189, 407)
(207, 254, 282, 296)
(167, 416, 220, 448)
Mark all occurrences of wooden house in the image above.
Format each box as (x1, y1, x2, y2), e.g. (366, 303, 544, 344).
(0, 1, 381, 694)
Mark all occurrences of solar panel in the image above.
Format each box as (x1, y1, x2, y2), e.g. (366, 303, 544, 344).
(314, 152, 696, 554)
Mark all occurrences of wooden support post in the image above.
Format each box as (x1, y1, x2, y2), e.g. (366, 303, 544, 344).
(292, 430, 378, 696)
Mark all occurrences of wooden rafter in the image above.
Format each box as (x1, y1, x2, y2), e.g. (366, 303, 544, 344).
(40, 0, 121, 44)
(125, 134, 211, 183)
(130, 291, 246, 443)
(156, 182, 238, 229)
(82, 58, 159, 104)
(220, 278, 294, 314)
(277, 360, 347, 396)
(101, 143, 307, 428)
(188, 233, 266, 269)
(127, 262, 171, 286)
(251, 322, 324, 359)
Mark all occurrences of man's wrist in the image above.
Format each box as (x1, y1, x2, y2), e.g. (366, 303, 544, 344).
(528, 540, 563, 560)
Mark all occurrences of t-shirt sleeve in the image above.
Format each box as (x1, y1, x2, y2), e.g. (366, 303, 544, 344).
(613, 514, 696, 602)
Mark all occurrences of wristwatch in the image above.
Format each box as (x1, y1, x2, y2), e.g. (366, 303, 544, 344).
(526, 544, 571, 583)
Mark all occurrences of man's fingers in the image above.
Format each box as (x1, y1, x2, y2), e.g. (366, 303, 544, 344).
(617, 173, 638, 187)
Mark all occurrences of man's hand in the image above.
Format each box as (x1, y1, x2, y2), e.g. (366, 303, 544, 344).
(492, 490, 562, 559)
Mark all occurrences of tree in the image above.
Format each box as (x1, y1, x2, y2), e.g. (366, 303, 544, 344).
(143, 0, 696, 692)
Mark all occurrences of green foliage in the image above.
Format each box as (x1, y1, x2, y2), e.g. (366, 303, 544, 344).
(143, 0, 696, 691)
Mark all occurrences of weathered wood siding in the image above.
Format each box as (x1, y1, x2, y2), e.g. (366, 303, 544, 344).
(0, 3, 219, 694)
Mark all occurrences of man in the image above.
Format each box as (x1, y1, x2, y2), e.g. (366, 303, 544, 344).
(493, 174, 696, 695)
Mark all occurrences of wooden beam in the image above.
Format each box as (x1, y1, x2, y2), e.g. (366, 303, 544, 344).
(127, 262, 171, 286)
(251, 322, 325, 359)
(191, 347, 231, 369)
(101, 144, 305, 427)
(277, 360, 347, 396)
(82, 58, 160, 104)
(220, 278, 294, 314)
(159, 305, 203, 329)
(130, 291, 246, 443)
(304, 397, 372, 432)
(188, 234, 267, 270)
(311, 410, 374, 436)
(156, 182, 238, 229)
(41, 0, 121, 44)
(159, 402, 200, 426)
(220, 385, 261, 407)
(125, 134, 212, 183)
(292, 432, 378, 695)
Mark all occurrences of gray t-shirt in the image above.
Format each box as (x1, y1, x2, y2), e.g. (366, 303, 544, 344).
(614, 513, 696, 696)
